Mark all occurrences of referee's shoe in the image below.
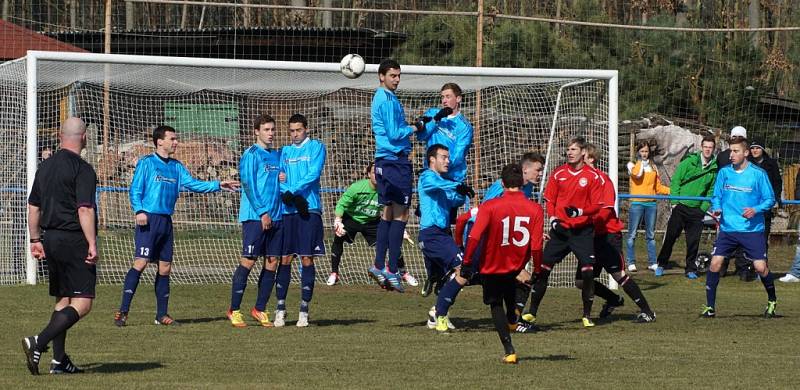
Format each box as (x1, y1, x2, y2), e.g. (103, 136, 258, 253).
(50, 354, 84, 374)
(21, 336, 44, 375)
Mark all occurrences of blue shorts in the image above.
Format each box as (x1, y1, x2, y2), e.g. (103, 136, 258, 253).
(242, 220, 284, 258)
(418, 226, 462, 273)
(375, 157, 412, 207)
(133, 213, 173, 262)
(711, 231, 767, 261)
(282, 213, 326, 257)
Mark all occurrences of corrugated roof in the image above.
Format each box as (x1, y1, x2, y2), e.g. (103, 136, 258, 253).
(0, 20, 87, 60)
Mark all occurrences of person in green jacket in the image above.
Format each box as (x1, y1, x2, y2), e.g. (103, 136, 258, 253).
(655, 135, 718, 278)
(327, 162, 416, 286)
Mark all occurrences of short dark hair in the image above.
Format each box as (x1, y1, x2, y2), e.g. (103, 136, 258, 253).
(520, 152, 545, 165)
(441, 82, 462, 97)
(701, 135, 716, 146)
(378, 59, 401, 75)
(153, 125, 176, 146)
(288, 113, 307, 128)
(501, 163, 524, 188)
(426, 143, 449, 165)
(729, 137, 749, 149)
(253, 114, 276, 130)
(568, 136, 587, 149)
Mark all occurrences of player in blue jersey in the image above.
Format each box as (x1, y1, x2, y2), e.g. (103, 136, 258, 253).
(274, 113, 327, 328)
(483, 153, 545, 202)
(369, 59, 421, 292)
(114, 125, 239, 327)
(703, 137, 778, 318)
(415, 83, 473, 183)
(226, 114, 284, 328)
(418, 144, 475, 332)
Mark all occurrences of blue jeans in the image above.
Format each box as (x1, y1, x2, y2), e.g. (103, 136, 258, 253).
(790, 231, 800, 277)
(626, 202, 657, 266)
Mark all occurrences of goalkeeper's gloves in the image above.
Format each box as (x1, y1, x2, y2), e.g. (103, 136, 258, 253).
(293, 195, 310, 218)
(565, 206, 583, 218)
(455, 183, 475, 198)
(333, 218, 346, 237)
(281, 191, 294, 205)
(459, 265, 474, 280)
(550, 217, 568, 235)
(434, 107, 454, 121)
(414, 116, 432, 133)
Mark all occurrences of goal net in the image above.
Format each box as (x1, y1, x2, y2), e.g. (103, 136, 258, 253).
(0, 52, 617, 288)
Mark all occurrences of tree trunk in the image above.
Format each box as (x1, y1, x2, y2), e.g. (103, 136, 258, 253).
(749, 0, 760, 49)
(126, 1, 134, 30)
(321, 0, 332, 28)
(242, 0, 251, 28)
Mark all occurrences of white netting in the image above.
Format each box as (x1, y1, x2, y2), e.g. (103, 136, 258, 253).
(0, 55, 612, 288)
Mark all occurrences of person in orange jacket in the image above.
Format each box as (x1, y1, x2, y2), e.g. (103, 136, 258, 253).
(625, 140, 670, 272)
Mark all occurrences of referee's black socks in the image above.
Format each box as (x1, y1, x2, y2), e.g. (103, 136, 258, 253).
(36, 306, 80, 352)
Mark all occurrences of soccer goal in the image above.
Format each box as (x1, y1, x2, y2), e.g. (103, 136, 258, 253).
(0, 51, 617, 288)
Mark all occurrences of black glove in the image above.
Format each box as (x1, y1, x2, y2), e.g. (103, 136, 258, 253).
(459, 265, 474, 280)
(414, 116, 432, 133)
(550, 218, 568, 235)
(434, 107, 454, 121)
(281, 191, 294, 205)
(565, 206, 583, 218)
(455, 183, 475, 198)
(293, 195, 310, 218)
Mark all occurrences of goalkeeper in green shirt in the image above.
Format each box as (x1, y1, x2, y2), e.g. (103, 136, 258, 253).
(328, 162, 416, 286)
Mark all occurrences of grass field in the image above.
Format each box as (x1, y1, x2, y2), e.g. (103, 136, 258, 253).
(2, 268, 800, 389)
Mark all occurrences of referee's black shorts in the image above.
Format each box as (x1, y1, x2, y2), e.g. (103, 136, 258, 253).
(43, 230, 96, 298)
(481, 272, 518, 306)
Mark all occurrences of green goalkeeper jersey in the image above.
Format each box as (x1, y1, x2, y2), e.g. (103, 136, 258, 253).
(335, 179, 381, 224)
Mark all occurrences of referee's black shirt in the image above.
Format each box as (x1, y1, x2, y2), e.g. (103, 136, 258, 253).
(28, 149, 97, 231)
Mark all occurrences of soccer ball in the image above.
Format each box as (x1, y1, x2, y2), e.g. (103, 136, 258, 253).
(340, 54, 365, 79)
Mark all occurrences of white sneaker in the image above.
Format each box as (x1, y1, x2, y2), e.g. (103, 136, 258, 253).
(326, 272, 339, 286)
(296, 312, 309, 327)
(627, 264, 638, 272)
(426, 306, 437, 329)
(779, 274, 800, 283)
(273, 310, 286, 327)
(402, 272, 419, 286)
(647, 264, 658, 272)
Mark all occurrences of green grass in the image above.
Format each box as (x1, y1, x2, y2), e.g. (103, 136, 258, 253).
(2, 274, 800, 388)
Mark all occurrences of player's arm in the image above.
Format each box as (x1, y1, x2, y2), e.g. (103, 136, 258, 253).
(240, 152, 270, 217)
(542, 172, 558, 218)
(709, 170, 724, 215)
(378, 101, 414, 142)
(177, 162, 222, 193)
(27, 174, 45, 259)
(76, 165, 98, 264)
(129, 158, 148, 214)
(451, 120, 474, 171)
(754, 171, 776, 213)
(463, 207, 490, 267)
(529, 206, 544, 269)
(453, 210, 473, 248)
(286, 142, 326, 194)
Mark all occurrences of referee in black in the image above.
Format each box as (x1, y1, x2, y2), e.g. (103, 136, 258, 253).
(22, 117, 98, 375)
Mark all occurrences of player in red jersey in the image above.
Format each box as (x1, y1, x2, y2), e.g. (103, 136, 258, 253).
(462, 163, 544, 364)
(579, 144, 656, 323)
(528, 137, 603, 328)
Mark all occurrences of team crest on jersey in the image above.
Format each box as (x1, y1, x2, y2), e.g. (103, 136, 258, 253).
(579, 177, 588, 187)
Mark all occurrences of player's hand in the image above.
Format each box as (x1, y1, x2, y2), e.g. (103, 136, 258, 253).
(459, 265, 474, 280)
(260, 213, 273, 231)
(333, 218, 346, 237)
(434, 107, 454, 121)
(85, 243, 98, 265)
(550, 218, 568, 235)
(742, 207, 756, 219)
(403, 229, 414, 244)
(455, 183, 475, 198)
(281, 191, 294, 205)
(565, 206, 583, 218)
(279, 172, 287, 183)
(414, 116, 432, 133)
(220, 180, 240, 192)
(30, 242, 45, 260)
(293, 195, 310, 218)
(135, 212, 148, 226)
(516, 269, 532, 284)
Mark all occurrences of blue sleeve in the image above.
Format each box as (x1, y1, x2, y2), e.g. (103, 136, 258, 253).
(287, 142, 326, 194)
(451, 120, 473, 169)
(482, 180, 503, 203)
(755, 170, 776, 213)
(711, 170, 724, 213)
(279, 147, 289, 193)
(240, 152, 268, 216)
(178, 163, 220, 193)
(129, 158, 148, 213)
(379, 100, 413, 142)
(419, 171, 464, 206)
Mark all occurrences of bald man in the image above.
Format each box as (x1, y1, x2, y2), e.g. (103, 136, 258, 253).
(23, 117, 98, 375)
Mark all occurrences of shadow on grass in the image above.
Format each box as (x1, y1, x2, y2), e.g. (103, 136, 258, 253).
(634, 278, 669, 291)
(394, 318, 566, 333)
(311, 318, 376, 327)
(84, 362, 163, 373)
(519, 354, 575, 362)
(178, 316, 227, 324)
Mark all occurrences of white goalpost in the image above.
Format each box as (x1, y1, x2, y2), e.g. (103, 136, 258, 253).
(1, 50, 617, 288)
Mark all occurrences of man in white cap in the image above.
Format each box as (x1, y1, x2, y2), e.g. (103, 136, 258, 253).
(716, 126, 747, 170)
